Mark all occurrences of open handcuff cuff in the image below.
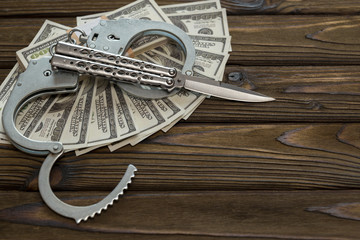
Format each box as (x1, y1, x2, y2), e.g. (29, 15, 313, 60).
(3, 19, 197, 223)
(3, 19, 273, 223)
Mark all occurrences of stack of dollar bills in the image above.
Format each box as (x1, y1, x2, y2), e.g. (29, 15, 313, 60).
(0, 0, 231, 155)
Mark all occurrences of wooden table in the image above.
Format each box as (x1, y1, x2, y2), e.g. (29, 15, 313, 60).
(1, 1, 360, 239)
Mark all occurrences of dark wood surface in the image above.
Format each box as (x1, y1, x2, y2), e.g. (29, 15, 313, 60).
(1, 0, 360, 239)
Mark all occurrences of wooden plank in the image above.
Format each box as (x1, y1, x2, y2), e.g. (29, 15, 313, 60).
(1, 15, 360, 68)
(1, 0, 360, 17)
(225, 0, 360, 15)
(0, 123, 359, 191)
(2, 64, 360, 123)
(0, 190, 359, 239)
(228, 15, 360, 65)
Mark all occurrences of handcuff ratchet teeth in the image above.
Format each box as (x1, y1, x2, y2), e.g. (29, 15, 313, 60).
(3, 19, 197, 223)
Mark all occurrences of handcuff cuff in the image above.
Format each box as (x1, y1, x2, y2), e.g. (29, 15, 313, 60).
(3, 19, 196, 223)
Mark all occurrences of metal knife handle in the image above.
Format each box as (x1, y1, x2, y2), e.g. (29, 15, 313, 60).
(54, 41, 177, 78)
(51, 54, 182, 91)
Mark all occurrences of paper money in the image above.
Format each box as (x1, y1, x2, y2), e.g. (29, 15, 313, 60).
(75, 83, 140, 155)
(107, 0, 171, 23)
(111, 83, 138, 139)
(0, 64, 22, 140)
(167, 9, 229, 36)
(142, 50, 183, 70)
(60, 78, 95, 150)
(189, 34, 231, 54)
(30, 20, 68, 45)
(76, 12, 110, 25)
(16, 34, 67, 69)
(16, 18, 102, 69)
(2, 0, 232, 155)
(127, 96, 185, 146)
(162, 91, 205, 132)
(193, 48, 229, 80)
(28, 91, 78, 144)
(15, 95, 57, 138)
(161, 0, 221, 14)
(80, 78, 141, 150)
(109, 90, 205, 151)
(108, 92, 167, 151)
(27, 78, 92, 150)
(85, 78, 118, 147)
(126, 35, 169, 58)
(144, 48, 228, 80)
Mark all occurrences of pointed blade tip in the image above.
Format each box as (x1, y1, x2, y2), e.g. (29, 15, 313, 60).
(227, 95, 275, 103)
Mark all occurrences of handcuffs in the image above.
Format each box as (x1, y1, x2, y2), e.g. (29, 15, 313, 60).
(3, 19, 196, 223)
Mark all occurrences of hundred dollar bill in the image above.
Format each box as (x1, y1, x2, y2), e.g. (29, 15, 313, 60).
(29, 79, 94, 150)
(161, 0, 221, 14)
(28, 81, 93, 148)
(167, 9, 229, 36)
(126, 35, 169, 58)
(127, 35, 186, 63)
(0, 64, 22, 139)
(106, 0, 171, 23)
(142, 50, 183, 70)
(16, 33, 67, 69)
(119, 91, 206, 145)
(154, 43, 186, 63)
(30, 20, 68, 45)
(145, 48, 228, 80)
(128, 96, 185, 146)
(128, 33, 231, 60)
(111, 83, 139, 139)
(85, 78, 117, 147)
(76, 12, 110, 25)
(27, 79, 93, 150)
(16, 18, 102, 69)
(28, 90, 79, 145)
(75, 83, 139, 155)
(108, 91, 166, 151)
(108, 75, 206, 150)
(162, 91, 205, 132)
(193, 48, 229, 80)
(189, 34, 231, 54)
(15, 95, 57, 138)
(60, 78, 95, 150)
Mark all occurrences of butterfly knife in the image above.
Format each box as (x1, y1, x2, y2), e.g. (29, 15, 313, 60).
(51, 41, 274, 102)
(2, 19, 274, 224)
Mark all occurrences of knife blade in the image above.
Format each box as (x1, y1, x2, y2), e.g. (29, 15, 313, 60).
(179, 74, 275, 102)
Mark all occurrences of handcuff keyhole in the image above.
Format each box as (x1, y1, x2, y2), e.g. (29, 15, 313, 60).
(108, 34, 120, 41)
(43, 70, 52, 77)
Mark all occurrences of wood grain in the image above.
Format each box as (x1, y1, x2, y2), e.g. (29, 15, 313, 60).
(0, 190, 359, 239)
(3, 64, 359, 123)
(225, 0, 360, 15)
(228, 15, 360, 65)
(1, 0, 360, 16)
(0, 123, 359, 191)
(0, 0, 360, 238)
(1, 15, 360, 68)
